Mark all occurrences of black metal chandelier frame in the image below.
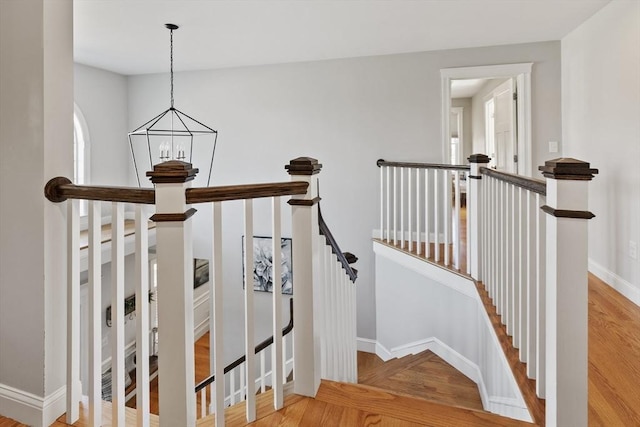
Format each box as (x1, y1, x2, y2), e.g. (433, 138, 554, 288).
(128, 23, 218, 187)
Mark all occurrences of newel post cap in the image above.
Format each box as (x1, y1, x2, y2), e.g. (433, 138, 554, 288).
(538, 158, 598, 180)
(285, 157, 323, 175)
(146, 160, 199, 184)
(468, 153, 491, 164)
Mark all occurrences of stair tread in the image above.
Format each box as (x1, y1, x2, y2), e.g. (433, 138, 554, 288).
(357, 350, 432, 384)
(316, 380, 536, 426)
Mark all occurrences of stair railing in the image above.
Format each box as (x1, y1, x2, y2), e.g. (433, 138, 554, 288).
(317, 204, 358, 383)
(195, 298, 294, 419)
(45, 156, 358, 427)
(376, 160, 471, 272)
(376, 155, 598, 427)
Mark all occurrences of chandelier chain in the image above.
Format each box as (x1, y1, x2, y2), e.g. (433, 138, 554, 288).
(170, 27, 174, 108)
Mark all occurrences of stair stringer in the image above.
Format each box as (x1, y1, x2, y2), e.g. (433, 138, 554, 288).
(372, 241, 532, 423)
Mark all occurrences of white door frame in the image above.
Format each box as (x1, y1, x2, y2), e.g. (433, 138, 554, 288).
(450, 106, 464, 164)
(441, 63, 533, 176)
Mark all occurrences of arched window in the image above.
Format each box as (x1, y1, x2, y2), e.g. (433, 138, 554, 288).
(73, 105, 90, 215)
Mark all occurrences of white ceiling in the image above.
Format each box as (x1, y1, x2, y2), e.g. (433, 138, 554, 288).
(74, 0, 610, 76)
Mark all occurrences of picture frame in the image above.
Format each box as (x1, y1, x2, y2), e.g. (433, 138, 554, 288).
(193, 258, 209, 289)
(243, 236, 293, 295)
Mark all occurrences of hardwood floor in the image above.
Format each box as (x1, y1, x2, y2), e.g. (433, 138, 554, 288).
(2, 274, 639, 426)
(358, 350, 484, 411)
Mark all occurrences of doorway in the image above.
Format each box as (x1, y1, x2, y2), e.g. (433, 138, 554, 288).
(441, 63, 532, 176)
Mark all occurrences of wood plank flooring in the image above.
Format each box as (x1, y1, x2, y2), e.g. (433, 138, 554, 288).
(2, 274, 639, 426)
(358, 350, 484, 411)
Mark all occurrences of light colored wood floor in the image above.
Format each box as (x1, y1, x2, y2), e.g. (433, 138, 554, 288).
(2, 274, 639, 426)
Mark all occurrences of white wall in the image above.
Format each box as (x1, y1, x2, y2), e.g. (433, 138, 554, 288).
(373, 243, 529, 421)
(74, 64, 130, 186)
(562, 0, 640, 304)
(0, 1, 72, 425)
(127, 41, 561, 344)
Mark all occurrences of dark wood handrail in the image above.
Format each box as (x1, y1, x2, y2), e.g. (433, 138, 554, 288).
(377, 159, 470, 171)
(45, 177, 309, 205)
(318, 205, 358, 283)
(480, 167, 547, 196)
(186, 182, 308, 204)
(194, 298, 294, 393)
(45, 177, 156, 204)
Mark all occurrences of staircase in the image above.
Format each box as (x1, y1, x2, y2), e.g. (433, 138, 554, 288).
(201, 379, 535, 426)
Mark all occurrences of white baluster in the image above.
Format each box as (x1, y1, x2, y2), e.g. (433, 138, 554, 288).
(425, 169, 431, 259)
(512, 188, 521, 350)
(416, 169, 422, 256)
(87, 201, 101, 427)
(282, 335, 288, 384)
(386, 166, 390, 242)
(240, 361, 246, 402)
(135, 205, 150, 427)
(400, 167, 405, 249)
(517, 187, 526, 353)
(444, 170, 451, 267)
(230, 370, 236, 405)
(243, 200, 256, 421)
(271, 196, 284, 409)
(393, 167, 398, 245)
(434, 169, 440, 262)
(211, 201, 225, 426)
(408, 168, 413, 252)
(380, 165, 384, 240)
(200, 387, 206, 419)
(526, 191, 537, 368)
(111, 202, 125, 427)
(536, 192, 546, 397)
(260, 351, 266, 394)
(505, 183, 512, 335)
(66, 199, 80, 424)
(454, 170, 461, 270)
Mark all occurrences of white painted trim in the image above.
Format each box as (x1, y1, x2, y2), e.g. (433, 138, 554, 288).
(589, 259, 640, 307)
(373, 241, 477, 299)
(356, 337, 377, 353)
(440, 63, 533, 176)
(0, 383, 67, 427)
(441, 63, 533, 79)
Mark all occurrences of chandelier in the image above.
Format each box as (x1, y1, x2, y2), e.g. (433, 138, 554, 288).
(128, 24, 218, 187)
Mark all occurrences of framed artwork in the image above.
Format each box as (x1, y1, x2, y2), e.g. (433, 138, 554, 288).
(243, 236, 293, 295)
(194, 258, 209, 289)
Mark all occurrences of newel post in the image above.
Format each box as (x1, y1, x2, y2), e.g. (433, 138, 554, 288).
(539, 158, 598, 427)
(468, 154, 490, 281)
(147, 161, 198, 427)
(286, 157, 323, 397)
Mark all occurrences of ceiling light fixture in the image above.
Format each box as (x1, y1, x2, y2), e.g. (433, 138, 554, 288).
(128, 23, 218, 187)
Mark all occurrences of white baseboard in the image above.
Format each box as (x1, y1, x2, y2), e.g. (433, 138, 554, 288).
(356, 338, 377, 353)
(0, 383, 66, 427)
(371, 337, 531, 422)
(589, 259, 640, 307)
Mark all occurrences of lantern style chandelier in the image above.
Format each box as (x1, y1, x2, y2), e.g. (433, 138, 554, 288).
(129, 23, 218, 187)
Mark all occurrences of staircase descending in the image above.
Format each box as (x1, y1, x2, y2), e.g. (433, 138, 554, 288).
(193, 350, 535, 426)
